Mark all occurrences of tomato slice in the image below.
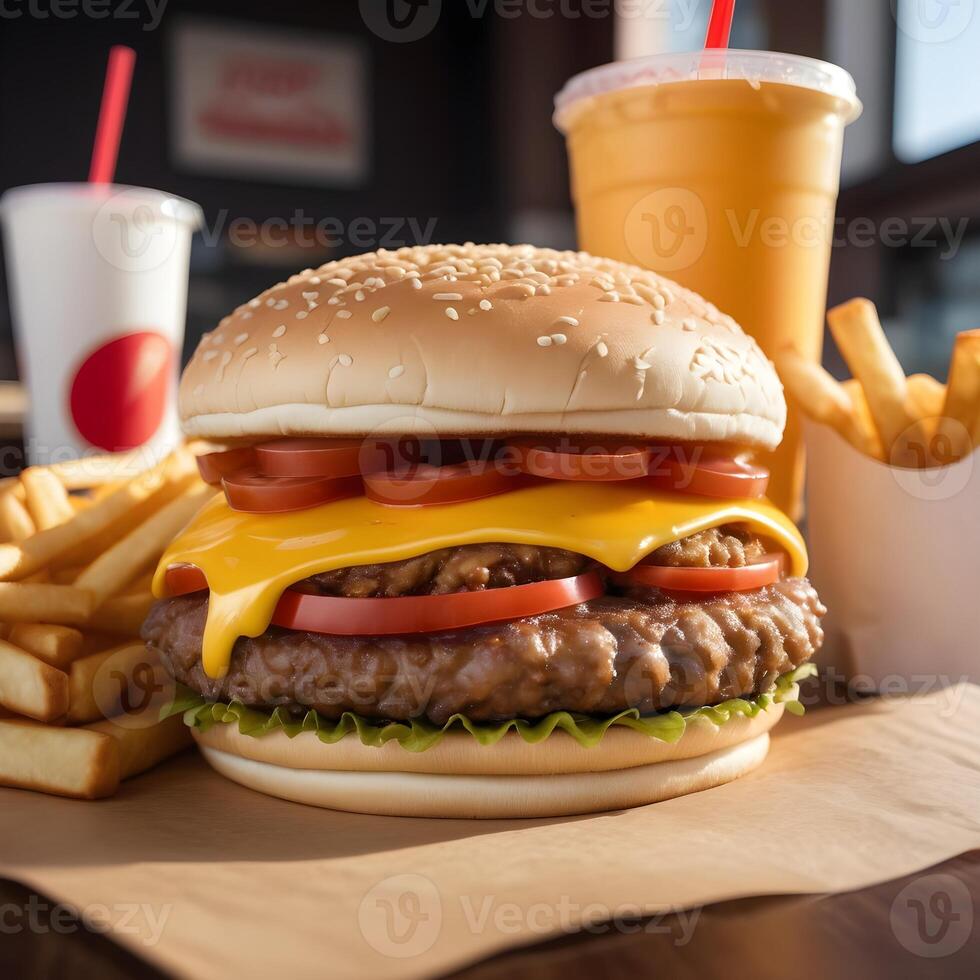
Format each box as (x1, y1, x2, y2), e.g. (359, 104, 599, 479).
(254, 438, 365, 479)
(274, 571, 604, 635)
(163, 564, 604, 634)
(195, 447, 257, 486)
(508, 440, 652, 481)
(222, 469, 362, 514)
(613, 554, 783, 592)
(363, 460, 527, 507)
(164, 563, 208, 595)
(646, 450, 769, 499)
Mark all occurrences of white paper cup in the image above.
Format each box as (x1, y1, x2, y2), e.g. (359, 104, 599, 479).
(804, 419, 980, 688)
(0, 182, 202, 464)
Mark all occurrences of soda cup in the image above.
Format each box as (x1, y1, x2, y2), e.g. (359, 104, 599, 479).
(555, 51, 862, 518)
(0, 182, 202, 464)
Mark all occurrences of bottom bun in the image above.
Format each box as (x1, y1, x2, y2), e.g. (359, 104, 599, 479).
(193, 705, 784, 818)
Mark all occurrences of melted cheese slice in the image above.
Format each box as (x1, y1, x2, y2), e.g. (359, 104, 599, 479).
(154, 482, 807, 679)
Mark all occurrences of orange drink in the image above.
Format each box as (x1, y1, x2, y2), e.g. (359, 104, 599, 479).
(556, 51, 861, 518)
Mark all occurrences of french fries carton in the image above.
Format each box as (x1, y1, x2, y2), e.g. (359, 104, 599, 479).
(804, 418, 980, 687)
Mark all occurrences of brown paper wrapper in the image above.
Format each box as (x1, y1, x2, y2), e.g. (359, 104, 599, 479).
(1, 684, 979, 979)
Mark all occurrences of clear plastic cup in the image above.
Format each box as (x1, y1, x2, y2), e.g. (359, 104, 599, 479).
(0, 182, 202, 464)
(555, 51, 862, 518)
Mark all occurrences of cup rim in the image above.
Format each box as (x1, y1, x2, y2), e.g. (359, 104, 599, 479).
(0, 182, 203, 228)
(554, 49, 863, 132)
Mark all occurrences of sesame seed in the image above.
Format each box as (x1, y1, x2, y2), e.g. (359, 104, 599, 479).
(234, 333, 249, 345)
(193, 384, 205, 396)
(537, 336, 553, 347)
(241, 311, 253, 320)
(327, 278, 347, 287)
(433, 292, 463, 301)
(634, 357, 652, 370)
(411, 278, 422, 289)
(317, 333, 329, 345)
(272, 324, 286, 338)
(551, 333, 567, 345)
(338, 354, 353, 367)
(388, 365, 405, 379)
(652, 310, 666, 326)
(555, 316, 579, 328)
(212, 334, 225, 345)
(274, 299, 289, 310)
(265, 298, 276, 307)
(327, 296, 342, 305)
(248, 297, 261, 308)
(596, 341, 609, 357)
(295, 310, 308, 320)
(445, 307, 459, 320)
(309, 276, 321, 285)
(242, 347, 257, 360)
(372, 306, 391, 323)
(354, 290, 365, 302)
(479, 299, 492, 311)
(653, 294, 666, 310)
(202, 350, 218, 362)
(336, 310, 353, 320)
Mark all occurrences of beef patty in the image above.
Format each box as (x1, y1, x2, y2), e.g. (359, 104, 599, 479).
(143, 526, 824, 724)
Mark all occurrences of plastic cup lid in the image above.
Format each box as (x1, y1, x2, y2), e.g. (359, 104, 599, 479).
(0, 182, 203, 228)
(554, 49, 862, 132)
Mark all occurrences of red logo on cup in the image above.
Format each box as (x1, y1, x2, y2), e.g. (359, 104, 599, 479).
(69, 331, 174, 451)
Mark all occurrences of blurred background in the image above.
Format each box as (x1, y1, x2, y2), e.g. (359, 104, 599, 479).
(0, 0, 977, 396)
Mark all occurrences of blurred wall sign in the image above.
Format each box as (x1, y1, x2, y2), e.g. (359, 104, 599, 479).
(171, 19, 368, 186)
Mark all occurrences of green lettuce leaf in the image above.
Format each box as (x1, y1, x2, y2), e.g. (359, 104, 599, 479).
(163, 663, 816, 753)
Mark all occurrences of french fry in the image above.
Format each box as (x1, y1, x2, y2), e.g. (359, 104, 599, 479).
(51, 465, 198, 572)
(0, 449, 194, 581)
(87, 714, 192, 780)
(75, 483, 214, 609)
(0, 720, 119, 799)
(775, 350, 881, 459)
(0, 582, 93, 624)
(937, 330, 980, 461)
(88, 592, 156, 636)
(0, 490, 36, 542)
(38, 450, 156, 490)
(0, 638, 70, 721)
(122, 569, 156, 595)
(21, 467, 75, 530)
(907, 374, 946, 420)
(827, 299, 926, 464)
(841, 380, 886, 461)
(66, 641, 158, 724)
(7, 623, 86, 671)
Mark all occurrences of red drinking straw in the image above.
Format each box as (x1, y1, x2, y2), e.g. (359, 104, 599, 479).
(88, 45, 136, 184)
(704, 0, 736, 48)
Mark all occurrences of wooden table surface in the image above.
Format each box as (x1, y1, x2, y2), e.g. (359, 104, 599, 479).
(2, 852, 976, 979)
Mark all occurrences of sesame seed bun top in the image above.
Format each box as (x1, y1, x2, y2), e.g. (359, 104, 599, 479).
(179, 243, 786, 449)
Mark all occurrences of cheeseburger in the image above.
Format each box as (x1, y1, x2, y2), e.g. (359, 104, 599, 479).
(146, 243, 824, 818)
